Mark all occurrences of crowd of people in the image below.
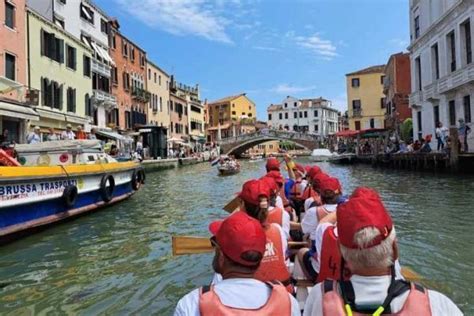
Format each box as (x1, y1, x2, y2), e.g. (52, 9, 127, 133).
(174, 157, 463, 315)
(24, 124, 98, 144)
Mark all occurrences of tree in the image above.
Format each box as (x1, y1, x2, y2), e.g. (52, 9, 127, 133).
(400, 118, 413, 142)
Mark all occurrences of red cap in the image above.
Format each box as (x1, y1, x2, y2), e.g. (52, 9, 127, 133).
(320, 177, 342, 195)
(351, 187, 380, 200)
(337, 195, 393, 249)
(238, 179, 270, 206)
(294, 164, 306, 174)
(312, 172, 330, 190)
(307, 166, 322, 179)
(265, 158, 280, 171)
(209, 211, 266, 266)
(260, 176, 278, 195)
(264, 170, 284, 186)
(305, 166, 311, 173)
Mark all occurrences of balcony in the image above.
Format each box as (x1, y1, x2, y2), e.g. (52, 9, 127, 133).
(423, 82, 439, 101)
(409, 91, 423, 108)
(349, 108, 363, 118)
(438, 63, 474, 94)
(93, 89, 116, 110)
(91, 59, 111, 78)
(132, 87, 151, 102)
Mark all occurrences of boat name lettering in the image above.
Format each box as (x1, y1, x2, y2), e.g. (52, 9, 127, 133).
(0, 180, 77, 197)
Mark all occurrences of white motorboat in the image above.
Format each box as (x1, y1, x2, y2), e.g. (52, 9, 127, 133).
(310, 148, 335, 162)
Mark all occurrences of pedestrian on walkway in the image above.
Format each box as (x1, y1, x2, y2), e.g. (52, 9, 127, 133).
(435, 122, 448, 151)
(458, 119, 471, 152)
(26, 126, 41, 144)
(47, 128, 58, 141)
(61, 124, 75, 140)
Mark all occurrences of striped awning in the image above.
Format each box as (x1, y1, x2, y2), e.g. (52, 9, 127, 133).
(0, 100, 39, 121)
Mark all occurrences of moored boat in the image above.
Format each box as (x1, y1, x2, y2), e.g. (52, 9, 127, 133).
(0, 140, 144, 243)
(218, 165, 240, 176)
(310, 148, 335, 162)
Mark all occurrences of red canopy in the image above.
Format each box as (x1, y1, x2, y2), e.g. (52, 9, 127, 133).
(335, 130, 359, 137)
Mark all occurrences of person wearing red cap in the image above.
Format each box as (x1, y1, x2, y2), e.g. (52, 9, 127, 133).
(260, 175, 291, 240)
(297, 177, 342, 282)
(303, 192, 462, 316)
(265, 157, 280, 172)
(302, 167, 324, 213)
(174, 211, 300, 315)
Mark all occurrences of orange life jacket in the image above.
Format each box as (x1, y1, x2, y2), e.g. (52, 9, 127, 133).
(317, 226, 342, 283)
(322, 280, 432, 316)
(199, 281, 292, 315)
(301, 185, 320, 202)
(254, 224, 292, 293)
(267, 207, 283, 226)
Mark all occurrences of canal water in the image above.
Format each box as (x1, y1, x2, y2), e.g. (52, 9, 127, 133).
(0, 159, 473, 315)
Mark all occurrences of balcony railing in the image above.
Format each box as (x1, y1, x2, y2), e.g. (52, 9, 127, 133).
(91, 59, 111, 78)
(423, 82, 439, 101)
(409, 90, 423, 108)
(349, 108, 363, 118)
(132, 87, 151, 102)
(93, 89, 116, 110)
(438, 62, 474, 94)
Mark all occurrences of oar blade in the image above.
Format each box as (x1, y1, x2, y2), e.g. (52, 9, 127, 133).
(223, 196, 240, 213)
(400, 266, 422, 282)
(172, 236, 214, 256)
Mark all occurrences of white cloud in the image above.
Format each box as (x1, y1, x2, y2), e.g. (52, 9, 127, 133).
(329, 93, 348, 112)
(270, 83, 317, 94)
(293, 33, 338, 60)
(115, 0, 238, 44)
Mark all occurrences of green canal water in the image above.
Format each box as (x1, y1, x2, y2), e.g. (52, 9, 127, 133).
(0, 159, 473, 315)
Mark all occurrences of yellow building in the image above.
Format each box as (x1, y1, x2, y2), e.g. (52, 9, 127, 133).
(146, 60, 170, 133)
(206, 93, 256, 142)
(247, 140, 280, 155)
(346, 65, 386, 130)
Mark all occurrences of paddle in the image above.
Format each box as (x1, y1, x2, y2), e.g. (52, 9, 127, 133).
(172, 236, 309, 256)
(223, 196, 241, 213)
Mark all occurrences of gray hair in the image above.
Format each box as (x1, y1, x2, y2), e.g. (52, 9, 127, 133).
(340, 227, 396, 271)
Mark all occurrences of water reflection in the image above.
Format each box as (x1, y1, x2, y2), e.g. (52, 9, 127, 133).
(0, 159, 472, 314)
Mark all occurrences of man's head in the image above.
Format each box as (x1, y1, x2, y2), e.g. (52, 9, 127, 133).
(34, 126, 40, 134)
(337, 191, 397, 273)
(306, 165, 322, 180)
(260, 176, 279, 207)
(48, 127, 55, 133)
(264, 170, 284, 189)
(91, 128, 96, 134)
(293, 164, 306, 178)
(77, 125, 83, 131)
(66, 124, 72, 131)
(239, 179, 270, 223)
(311, 172, 330, 192)
(265, 158, 280, 172)
(209, 211, 266, 277)
(319, 177, 342, 204)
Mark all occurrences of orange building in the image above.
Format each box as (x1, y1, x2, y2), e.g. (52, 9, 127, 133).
(109, 19, 148, 131)
(169, 77, 189, 143)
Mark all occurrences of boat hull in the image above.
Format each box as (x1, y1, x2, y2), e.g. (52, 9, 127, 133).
(0, 162, 142, 242)
(218, 168, 240, 176)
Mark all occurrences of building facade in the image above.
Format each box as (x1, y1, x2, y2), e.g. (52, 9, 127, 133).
(0, 0, 39, 143)
(27, 0, 116, 129)
(206, 93, 256, 142)
(146, 60, 170, 132)
(346, 65, 386, 130)
(27, 9, 93, 133)
(408, 0, 473, 148)
(109, 19, 148, 131)
(383, 52, 412, 131)
(267, 96, 339, 136)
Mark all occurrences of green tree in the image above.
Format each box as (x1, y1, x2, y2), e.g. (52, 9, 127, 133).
(400, 118, 413, 142)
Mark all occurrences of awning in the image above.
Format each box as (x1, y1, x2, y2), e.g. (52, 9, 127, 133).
(96, 130, 126, 141)
(207, 123, 231, 131)
(90, 42, 115, 65)
(335, 130, 359, 137)
(81, 5, 92, 20)
(167, 137, 182, 142)
(0, 100, 39, 121)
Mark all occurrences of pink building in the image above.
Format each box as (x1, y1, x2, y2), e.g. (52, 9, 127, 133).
(0, 0, 38, 143)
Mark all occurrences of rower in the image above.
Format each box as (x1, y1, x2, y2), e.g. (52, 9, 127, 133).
(303, 190, 463, 316)
(174, 211, 300, 315)
(260, 175, 291, 240)
(265, 157, 281, 173)
(302, 166, 323, 213)
(297, 177, 342, 282)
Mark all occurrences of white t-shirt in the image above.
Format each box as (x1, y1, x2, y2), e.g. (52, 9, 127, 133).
(61, 130, 75, 140)
(269, 205, 291, 240)
(275, 195, 284, 210)
(174, 278, 301, 316)
(301, 204, 337, 241)
(303, 274, 463, 316)
(304, 197, 315, 212)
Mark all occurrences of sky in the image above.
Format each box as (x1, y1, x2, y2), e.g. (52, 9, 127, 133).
(96, 0, 410, 120)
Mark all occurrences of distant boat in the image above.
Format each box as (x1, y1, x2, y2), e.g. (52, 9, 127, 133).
(249, 155, 263, 162)
(310, 149, 335, 162)
(329, 153, 356, 164)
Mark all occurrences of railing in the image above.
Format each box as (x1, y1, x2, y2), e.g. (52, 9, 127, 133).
(91, 59, 111, 78)
(409, 91, 423, 107)
(93, 89, 116, 109)
(132, 87, 151, 102)
(349, 108, 362, 118)
(219, 129, 319, 145)
(423, 82, 439, 101)
(438, 62, 474, 94)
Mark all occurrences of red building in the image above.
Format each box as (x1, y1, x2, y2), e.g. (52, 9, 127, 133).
(383, 52, 412, 130)
(109, 19, 148, 131)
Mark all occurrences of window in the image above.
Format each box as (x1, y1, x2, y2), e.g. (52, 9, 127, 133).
(462, 20, 472, 65)
(140, 55, 146, 67)
(285, 112, 288, 119)
(431, 43, 440, 80)
(66, 45, 76, 70)
(355, 121, 361, 130)
(314, 125, 318, 132)
(148, 69, 151, 80)
(159, 97, 163, 112)
(232, 111, 236, 115)
(352, 99, 361, 109)
(292, 112, 296, 119)
(304, 111, 308, 118)
(159, 75, 161, 85)
(449, 100, 456, 125)
(54, 16, 65, 29)
(41, 78, 63, 109)
(380, 75, 385, 85)
(351, 78, 360, 87)
(294, 102, 297, 107)
(154, 72, 157, 83)
(5, 1, 15, 29)
(58, 0, 66, 4)
(111, 66, 118, 84)
(122, 72, 130, 90)
(111, 34, 116, 49)
(314, 110, 318, 117)
(370, 118, 375, 128)
(268, 113, 272, 120)
(170, 101, 173, 111)
(414, 15, 420, 39)
(447, 31, 456, 72)
(279, 113, 282, 120)
(41, 29, 64, 63)
(85, 93, 93, 116)
(284, 103, 287, 108)
(80, 3, 94, 24)
(5, 53, 15, 81)
(130, 47, 135, 62)
(464, 95, 471, 123)
(100, 19, 108, 34)
(67, 87, 76, 112)
(416, 111, 422, 138)
(82, 55, 91, 77)
(434, 105, 440, 126)
(380, 97, 386, 109)
(415, 56, 422, 90)
(122, 41, 128, 57)
(248, 113, 252, 117)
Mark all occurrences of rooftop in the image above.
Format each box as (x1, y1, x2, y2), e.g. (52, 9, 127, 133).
(346, 64, 386, 76)
(208, 93, 247, 105)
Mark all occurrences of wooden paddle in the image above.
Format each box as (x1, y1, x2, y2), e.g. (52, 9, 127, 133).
(172, 236, 309, 256)
(223, 196, 240, 213)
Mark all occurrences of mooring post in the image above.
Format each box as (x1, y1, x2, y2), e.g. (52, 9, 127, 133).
(450, 127, 459, 172)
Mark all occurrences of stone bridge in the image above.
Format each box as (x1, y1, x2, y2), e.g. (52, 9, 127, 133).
(219, 129, 319, 156)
